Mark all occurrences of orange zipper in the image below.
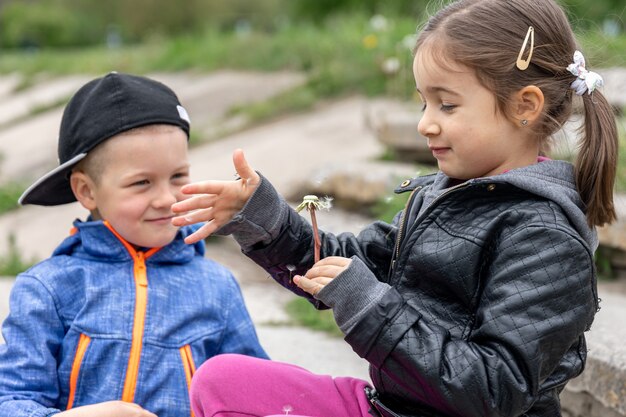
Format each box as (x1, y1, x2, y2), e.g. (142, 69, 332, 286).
(104, 221, 160, 403)
(67, 334, 91, 409)
(180, 345, 197, 417)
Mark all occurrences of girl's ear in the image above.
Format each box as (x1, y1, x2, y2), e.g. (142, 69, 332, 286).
(70, 171, 97, 211)
(511, 85, 545, 126)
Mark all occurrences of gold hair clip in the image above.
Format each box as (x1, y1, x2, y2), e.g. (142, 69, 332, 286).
(516, 26, 534, 71)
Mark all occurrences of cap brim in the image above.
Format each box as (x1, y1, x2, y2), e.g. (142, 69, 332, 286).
(19, 153, 87, 206)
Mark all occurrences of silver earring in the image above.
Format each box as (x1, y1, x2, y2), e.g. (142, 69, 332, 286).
(521, 119, 528, 126)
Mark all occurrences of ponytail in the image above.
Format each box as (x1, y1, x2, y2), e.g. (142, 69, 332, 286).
(575, 90, 618, 227)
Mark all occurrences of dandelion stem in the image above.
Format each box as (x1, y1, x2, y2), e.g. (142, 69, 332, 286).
(310, 209, 321, 263)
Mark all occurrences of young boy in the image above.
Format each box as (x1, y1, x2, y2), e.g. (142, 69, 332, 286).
(0, 72, 268, 417)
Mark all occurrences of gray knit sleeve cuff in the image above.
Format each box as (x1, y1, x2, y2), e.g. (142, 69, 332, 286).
(315, 256, 390, 334)
(215, 173, 289, 249)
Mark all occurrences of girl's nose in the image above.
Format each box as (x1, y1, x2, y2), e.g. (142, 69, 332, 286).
(417, 113, 440, 137)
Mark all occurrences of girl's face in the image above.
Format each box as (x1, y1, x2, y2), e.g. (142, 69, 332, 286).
(413, 49, 539, 180)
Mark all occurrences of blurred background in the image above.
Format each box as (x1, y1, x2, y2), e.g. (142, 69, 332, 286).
(0, 2, 625, 415)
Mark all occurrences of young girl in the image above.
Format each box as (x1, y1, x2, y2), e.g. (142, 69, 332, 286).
(172, 0, 618, 416)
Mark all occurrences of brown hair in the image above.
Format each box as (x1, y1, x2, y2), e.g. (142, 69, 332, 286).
(415, 0, 618, 226)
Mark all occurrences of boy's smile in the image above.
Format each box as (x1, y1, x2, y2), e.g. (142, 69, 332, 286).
(413, 48, 539, 180)
(82, 126, 190, 248)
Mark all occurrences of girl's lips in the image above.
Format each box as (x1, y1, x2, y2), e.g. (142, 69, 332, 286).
(429, 146, 450, 157)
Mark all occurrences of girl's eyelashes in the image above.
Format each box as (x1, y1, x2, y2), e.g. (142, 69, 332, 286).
(441, 104, 457, 112)
(420, 102, 457, 113)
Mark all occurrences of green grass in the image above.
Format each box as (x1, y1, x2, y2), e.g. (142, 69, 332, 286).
(284, 297, 343, 337)
(0, 15, 419, 98)
(0, 182, 26, 215)
(0, 234, 36, 276)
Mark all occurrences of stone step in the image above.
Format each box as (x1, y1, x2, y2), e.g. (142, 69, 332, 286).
(562, 281, 626, 417)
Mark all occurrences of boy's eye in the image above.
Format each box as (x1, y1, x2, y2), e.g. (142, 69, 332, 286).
(172, 172, 189, 181)
(132, 179, 149, 186)
(421, 103, 427, 112)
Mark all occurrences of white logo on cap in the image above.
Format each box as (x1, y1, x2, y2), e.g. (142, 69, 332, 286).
(177, 105, 190, 123)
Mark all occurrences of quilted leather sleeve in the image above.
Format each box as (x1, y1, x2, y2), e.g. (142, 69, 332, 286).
(232, 175, 400, 302)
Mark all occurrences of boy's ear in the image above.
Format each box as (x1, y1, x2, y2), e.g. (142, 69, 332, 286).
(70, 171, 97, 211)
(511, 85, 544, 126)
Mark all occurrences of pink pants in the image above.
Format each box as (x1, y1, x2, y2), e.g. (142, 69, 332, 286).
(190, 353, 374, 417)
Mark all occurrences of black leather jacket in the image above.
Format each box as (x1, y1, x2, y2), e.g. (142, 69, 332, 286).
(223, 161, 598, 417)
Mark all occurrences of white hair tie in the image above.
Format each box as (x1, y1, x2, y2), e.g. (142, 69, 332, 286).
(567, 50, 604, 95)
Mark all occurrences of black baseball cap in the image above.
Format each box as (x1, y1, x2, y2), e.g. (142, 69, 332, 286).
(19, 71, 191, 206)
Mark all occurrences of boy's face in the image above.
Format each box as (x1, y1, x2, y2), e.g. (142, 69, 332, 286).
(85, 126, 190, 248)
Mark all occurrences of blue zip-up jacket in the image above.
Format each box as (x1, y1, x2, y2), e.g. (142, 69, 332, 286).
(0, 219, 268, 417)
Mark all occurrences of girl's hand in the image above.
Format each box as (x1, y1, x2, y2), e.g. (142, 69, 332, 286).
(294, 257, 352, 296)
(56, 401, 158, 417)
(171, 149, 260, 244)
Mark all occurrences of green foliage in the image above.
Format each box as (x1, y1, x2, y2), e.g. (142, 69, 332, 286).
(371, 192, 412, 224)
(0, 1, 103, 48)
(0, 0, 289, 49)
(0, 0, 624, 50)
(0, 182, 25, 215)
(285, 297, 343, 337)
(288, 0, 434, 23)
(0, 234, 36, 276)
(562, 0, 625, 30)
(577, 31, 626, 67)
(594, 245, 618, 281)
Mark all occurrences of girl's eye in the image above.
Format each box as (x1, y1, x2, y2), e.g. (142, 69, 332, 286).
(421, 103, 427, 112)
(441, 104, 456, 112)
(132, 180, 149, 186)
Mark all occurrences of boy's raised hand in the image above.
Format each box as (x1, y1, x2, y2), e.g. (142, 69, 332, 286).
(56, 401, 158, 417)
(172, 149, 260, 244)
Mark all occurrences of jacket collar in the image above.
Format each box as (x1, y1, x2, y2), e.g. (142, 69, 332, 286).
(52, 219, 205, 263)
(394, 160, 596, 250)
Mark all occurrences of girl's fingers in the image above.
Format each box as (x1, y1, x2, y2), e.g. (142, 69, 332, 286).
(293, 275, 332, 296)
(233, 149, 259, 185)
(180, 180, 225, 196)
(305, 257, 352, 280)
(183, 221, 217, 244)
(172, 193, 217, 213)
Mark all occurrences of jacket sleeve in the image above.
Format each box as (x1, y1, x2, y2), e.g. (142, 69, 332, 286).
(0, 275, 65, 417)
(216, 174, 399, 303)
(217, 273, 269, 360)
(335, 224, 596, 417)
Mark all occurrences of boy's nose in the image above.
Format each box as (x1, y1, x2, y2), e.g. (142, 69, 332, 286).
(153, 185, 178, 209)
